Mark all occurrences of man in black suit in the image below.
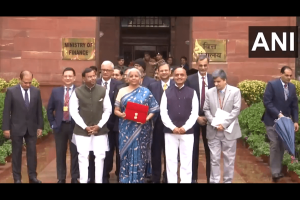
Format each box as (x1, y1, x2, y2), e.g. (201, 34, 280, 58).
(92, 61, 122, 183)
(2, 70, 43, 183)
(262, 66, 299, 182)
(148, 60, 175, 183)
(185, 54, 214, 183)
(134, 58, 156, 88)
(47, 67, 79, 183)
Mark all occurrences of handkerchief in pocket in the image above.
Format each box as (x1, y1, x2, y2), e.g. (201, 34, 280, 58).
(99, 98, 103, 101)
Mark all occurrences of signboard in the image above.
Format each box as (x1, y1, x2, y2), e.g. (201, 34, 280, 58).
(62, 38, 95, 60)
(193, 39, 227, 62)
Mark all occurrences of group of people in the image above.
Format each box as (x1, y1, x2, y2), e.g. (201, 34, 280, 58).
(2, 51, 298, 183)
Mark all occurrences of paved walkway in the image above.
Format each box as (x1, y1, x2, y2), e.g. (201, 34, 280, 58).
(0, 133, 295, 183)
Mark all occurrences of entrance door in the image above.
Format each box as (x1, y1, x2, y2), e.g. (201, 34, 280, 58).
(134, 46, 156, 60)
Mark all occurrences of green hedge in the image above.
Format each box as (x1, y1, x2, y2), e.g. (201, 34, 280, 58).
(239, 79, 300, 177)
(0, 78, 51, 164)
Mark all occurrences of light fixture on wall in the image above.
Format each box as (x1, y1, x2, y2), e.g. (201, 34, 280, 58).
(185, 40, 189, 45)
(99, 31, 104, 38)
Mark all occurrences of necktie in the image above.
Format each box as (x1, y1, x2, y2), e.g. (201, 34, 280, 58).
(63, 88, 70, 121)
(24, 89, 29, 109)
(163, 83, 167, 91)
(284, 84, 288, 101)
(104, 82, 108, 89)
(201, 76, 205, 109)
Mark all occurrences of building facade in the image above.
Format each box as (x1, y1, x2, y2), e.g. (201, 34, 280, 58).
(0, 16, 298, 105)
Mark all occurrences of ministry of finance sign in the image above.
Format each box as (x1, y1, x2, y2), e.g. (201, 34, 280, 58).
(62, 38, 95, 60)
(193, 39, 227, 62)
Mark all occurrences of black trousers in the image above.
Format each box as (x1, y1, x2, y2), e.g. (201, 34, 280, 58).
(151, 118, 167, 183)
(89, 130, 120, 181)
(103, 130, 120, 180)
(11, 130, 37, 181)
(192, 125, 210, 183)
(54, 122, 79, 180)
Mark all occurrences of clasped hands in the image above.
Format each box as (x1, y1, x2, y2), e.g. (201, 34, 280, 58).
(85, 125, 100, 135)
(173, 127, 186, 134)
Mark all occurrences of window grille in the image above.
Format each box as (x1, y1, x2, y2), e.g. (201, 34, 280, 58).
(121, 16, 170, 27)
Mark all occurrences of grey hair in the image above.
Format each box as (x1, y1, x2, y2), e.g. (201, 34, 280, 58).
(127, 68, 141, 78)
(101, 60, 114, 70)
(196, 54, 210, 63)
(212, 69, 227, 80)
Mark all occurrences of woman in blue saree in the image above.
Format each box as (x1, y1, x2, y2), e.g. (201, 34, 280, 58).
(114, 68, 159, 183)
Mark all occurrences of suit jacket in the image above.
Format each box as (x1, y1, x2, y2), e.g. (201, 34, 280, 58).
(96, 78, 123, 131)
(185, 72, 215, 116)
(113, 82, 129, 132)
(148, 79, 175, 124)
(262, 78, 298, 126)
(142, 76, 156, 88)
(2, 84, 44, 136)
(203, 85, 242, 140)
(46, 86, 76, 133)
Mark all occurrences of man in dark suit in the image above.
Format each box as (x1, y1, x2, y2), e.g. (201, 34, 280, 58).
(47, 67, 79, 183)
(92, 61, 122, 183)
(148, 60, 175, 183)
(262, 66, 299, 182)
(2, 70, 43, 183)
(185, 54, 214, 183)
(134, 58, 156, 88)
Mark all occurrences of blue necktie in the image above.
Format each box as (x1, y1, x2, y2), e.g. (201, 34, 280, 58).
(24, 89, 29, 108)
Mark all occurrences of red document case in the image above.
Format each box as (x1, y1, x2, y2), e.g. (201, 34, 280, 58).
(124, 101, 149, 124)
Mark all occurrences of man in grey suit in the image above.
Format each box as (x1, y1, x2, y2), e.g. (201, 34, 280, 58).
(203, 69, 241, 183)
(2, 70, 44, 183)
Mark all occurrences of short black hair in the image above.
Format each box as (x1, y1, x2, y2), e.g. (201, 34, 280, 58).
(280, 66, 292, 74)
(63, 67, 76, 76)
(118, 56, 124, 61)
(82, 68, 94, 77)
(90, 66, 98, 72)
(114, 68, 123, 75)
(180, 56, 187, 61)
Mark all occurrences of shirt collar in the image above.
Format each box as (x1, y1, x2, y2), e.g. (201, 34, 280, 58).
(64, 85, 74, 90)
(102, 78, 111, 85)
(280, 78, 288, 87)
(161, 79, 171, 87)
(20, 85, 30, 91)
(175, 84, 184, 89)
(198, 71, 207, 79)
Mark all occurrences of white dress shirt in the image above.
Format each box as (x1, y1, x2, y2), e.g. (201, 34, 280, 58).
(69, 87, 112, 130)
(102, 78, 111, 91)
(20, 85, 30, 102)
(198, 72, 208, 103)
(161, 79, 171, 90)
(160, 84, 199, 132)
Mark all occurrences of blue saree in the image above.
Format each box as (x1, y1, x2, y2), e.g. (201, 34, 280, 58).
(115, 86, 160, 183)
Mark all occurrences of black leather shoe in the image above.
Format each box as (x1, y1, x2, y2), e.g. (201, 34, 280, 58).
(57, 179, 66, 183)
(14, 180, 22, 183)
(192, 179, 198, 183)
(29, 178, 42, 183)
(88, 178, 95, 183)
(71, 178, 79, 183)
(272, 173, 282, 182)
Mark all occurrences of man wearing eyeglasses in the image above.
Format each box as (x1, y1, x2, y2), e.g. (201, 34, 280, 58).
(185, 54, 215, 183)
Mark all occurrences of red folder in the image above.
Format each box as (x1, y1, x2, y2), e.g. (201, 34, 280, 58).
(124, 101, 149, 124)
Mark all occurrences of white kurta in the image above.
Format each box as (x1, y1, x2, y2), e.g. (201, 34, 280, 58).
(69, 88, 112, 183)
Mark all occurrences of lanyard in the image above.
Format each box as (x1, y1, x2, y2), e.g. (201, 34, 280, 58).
(217, 86, 227, 110)
(64, 88, 73, 104)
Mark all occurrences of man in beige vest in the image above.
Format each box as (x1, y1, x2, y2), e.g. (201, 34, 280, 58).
(70, 67, 112, 183)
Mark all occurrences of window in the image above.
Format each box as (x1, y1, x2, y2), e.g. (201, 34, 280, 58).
(121, 17, 170, 27)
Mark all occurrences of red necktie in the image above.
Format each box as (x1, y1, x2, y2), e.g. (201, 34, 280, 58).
(63, 88, 70, 121)
(201, 76, 205, 109)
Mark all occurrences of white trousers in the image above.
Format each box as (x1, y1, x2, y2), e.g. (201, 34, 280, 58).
(164, 133, 194, 183)
(208, 131, 237, 183)
(74, 134, 109, 183)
